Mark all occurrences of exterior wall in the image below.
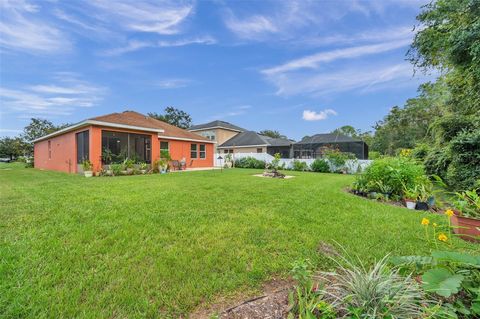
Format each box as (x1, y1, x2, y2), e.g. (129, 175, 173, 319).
(192, 128, 239, 153)
(34, 126, 91, 173)
(219, 146, 266, 154)
(161, 139, 214, 168)
(35, 125, 214, 174)
(215, 129, 239, 145)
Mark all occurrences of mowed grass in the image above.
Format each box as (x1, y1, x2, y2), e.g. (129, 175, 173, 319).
(0, 163, 475, 318)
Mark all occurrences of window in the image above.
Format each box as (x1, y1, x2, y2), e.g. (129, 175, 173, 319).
(160, 141, 169, 152)
(48, 140, 51, 159)
(101, 131, 151, 163)
(224, 149, 233, 154)
(199, 144, 206, 159)
(190, 144, 197, 158)
(76, 131, 89, 163)
(257, 148, 263, 153)
(199, 130, 216, 141)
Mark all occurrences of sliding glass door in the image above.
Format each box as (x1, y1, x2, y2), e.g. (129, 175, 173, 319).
(101, 131, 151, 164)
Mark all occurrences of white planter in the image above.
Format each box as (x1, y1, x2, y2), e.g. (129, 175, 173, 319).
(84, 171, 93, 178)
(405, 201, 416, 210)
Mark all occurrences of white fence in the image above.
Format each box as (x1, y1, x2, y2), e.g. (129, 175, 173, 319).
(215, 152, 372, 173)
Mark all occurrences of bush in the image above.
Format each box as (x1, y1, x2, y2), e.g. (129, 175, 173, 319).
(354, 157, 425, 196)
(319, 254, 428, 318)
(291, 160, 309, 171)
(424, 147, 451, 181)
(310, 159, 330, 172)
(368, 151, 381, 160)
(446, 128, 480, 190)
(412, 143, 431, 161)
(234, 157, 266, 169)
(324, 149, 355, 171)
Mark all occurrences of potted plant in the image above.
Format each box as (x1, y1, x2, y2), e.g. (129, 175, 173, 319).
(123, 158, 135, 175)
(82, 160, 93, 177)
(224, 153, 233, 168)
(139, 162, 148, 174)
(415, 184, 432, 211)
(403, 186, 418, 210)
(376, 180, 393, 200)
(451, 188, 480, 242)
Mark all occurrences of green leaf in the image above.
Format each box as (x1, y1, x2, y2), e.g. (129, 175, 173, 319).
(422, 268, 464, 297)
(432, 251, 480, 266)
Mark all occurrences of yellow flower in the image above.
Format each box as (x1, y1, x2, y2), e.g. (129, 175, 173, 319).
(438, 233, 448, 242)
(433, 223, 438, 227)
(445, 209, 454, 218)
(421, 218, 430, 226)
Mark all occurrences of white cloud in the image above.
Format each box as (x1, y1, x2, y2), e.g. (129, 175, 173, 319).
(100, 36, 216, 56)
(88, 0, 194, 35)
(224, 12, 278, 40)
(0, 0, 70, 53)
(302, 109, 337, 121)
(0, 74, 105, 117)
(266, 63, 417, 97)
(263, 40, 411, 75)
(156, 79, 191, 89)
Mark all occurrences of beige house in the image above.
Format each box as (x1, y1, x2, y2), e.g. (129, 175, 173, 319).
(188, 120, 246, 153)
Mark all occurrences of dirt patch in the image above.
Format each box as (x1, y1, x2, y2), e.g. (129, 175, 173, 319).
(253, 174, 295, 179)
(190, 278, 295, 319)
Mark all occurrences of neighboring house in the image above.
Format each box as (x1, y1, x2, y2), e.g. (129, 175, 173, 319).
(217, 131, 293, 158)
(33, 111, 215, 173)
(188, 120, 246, 153)
(293, 133, 369, 160)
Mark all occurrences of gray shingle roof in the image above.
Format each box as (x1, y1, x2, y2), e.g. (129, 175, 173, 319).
(218, 131, 293, 148)
(189, 120, 246, 132)
(295, 133, 363, 144)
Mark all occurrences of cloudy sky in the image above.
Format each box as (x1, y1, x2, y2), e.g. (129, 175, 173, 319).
(0, 0, 431, 139)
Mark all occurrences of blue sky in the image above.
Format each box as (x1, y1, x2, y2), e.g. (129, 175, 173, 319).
(0, 0, 431, 140)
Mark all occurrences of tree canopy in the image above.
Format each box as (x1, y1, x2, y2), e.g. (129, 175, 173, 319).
(258, 130, 286, 139)
(148, 107, 192, 129)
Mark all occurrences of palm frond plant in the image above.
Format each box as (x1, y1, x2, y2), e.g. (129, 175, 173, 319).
(316, 250, 433, 318)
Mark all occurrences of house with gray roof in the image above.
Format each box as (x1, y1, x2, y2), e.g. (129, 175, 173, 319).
(217, 131, 293, 158)
(188, 120, 247, 153)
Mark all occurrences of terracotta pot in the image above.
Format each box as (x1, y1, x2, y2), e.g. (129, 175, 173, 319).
(451, 215, 480, 243)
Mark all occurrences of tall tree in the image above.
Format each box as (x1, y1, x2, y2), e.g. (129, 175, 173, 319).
(21, 118, 70, 155)
(148, 107, 192, 129)
(331, 125, 359, 137)
(258, 130, 286, 139)
(0, 137, 25, 160)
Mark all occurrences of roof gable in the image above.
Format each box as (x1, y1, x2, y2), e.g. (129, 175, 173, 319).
(189, 120, 246, 132)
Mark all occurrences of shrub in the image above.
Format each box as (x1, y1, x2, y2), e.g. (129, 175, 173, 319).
(234, 157, 266, 169)
(310, 159, 330, 172)
(110, 163, 123, 176)
(291, 160, 309, 171)
(424, 147, 451, 181)
(446, 128, 480, 190)
(324, 149, 355, 171)
(319, 254, 429, 319)
(412, 143, 431, 161)
(368, 151, 381, 160)
(354, 157, 425, 196)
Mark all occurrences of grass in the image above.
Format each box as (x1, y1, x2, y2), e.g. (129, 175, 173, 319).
(0, 163, 475, 318)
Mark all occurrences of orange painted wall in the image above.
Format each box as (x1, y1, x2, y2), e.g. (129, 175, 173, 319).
(160, 139, 214, 168)
(34, 125, 214, 173)
(34, 127, 91, 173)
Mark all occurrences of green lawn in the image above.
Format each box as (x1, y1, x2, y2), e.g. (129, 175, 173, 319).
(0, 163, 475, 318)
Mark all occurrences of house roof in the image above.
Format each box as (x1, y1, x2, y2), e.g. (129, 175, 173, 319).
(188, 120, 246, 132)
(91, 111, 212, 142)
(295, 133, 364, 145)
(33, 111, 213, 143)
(218, 131, 293, 148)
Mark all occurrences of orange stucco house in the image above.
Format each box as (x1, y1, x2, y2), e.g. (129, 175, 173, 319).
(33, 111, 215, 174)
